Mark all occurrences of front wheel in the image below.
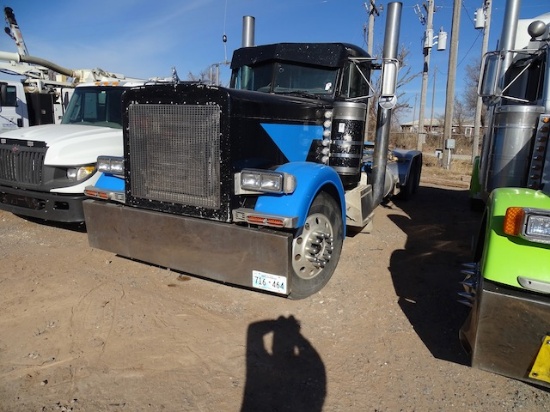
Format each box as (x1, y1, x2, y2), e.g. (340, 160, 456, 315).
(288, 191, 343, 300)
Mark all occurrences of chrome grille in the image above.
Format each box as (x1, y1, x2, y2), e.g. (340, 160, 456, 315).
(128, 104, 221, 209)
(0, 143, 46, 186)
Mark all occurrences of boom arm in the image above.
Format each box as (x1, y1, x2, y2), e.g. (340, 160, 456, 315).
(0, 50, 138, 83)
(4, 7, 28, 56)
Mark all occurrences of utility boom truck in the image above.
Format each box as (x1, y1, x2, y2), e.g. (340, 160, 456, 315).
(0, 6, 74, 130)
(83, 3, 422, 299)
(461, 0, 550, 388)
(0, 7, 147, 223)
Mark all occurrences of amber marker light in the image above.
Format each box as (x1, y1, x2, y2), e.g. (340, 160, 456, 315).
(503, 207, 525, 236)
(247, 215, 284, 227)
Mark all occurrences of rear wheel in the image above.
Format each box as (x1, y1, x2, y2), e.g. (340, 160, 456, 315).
(289, 191, 343, 299)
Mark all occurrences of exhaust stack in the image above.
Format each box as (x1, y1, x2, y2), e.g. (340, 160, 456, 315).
(371, 2, 402, 208)
(242, 16, 255, 47)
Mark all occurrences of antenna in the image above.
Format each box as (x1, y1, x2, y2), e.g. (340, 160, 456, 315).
(222, 0, 229, 63)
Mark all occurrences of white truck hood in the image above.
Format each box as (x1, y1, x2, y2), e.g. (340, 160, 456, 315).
(0, 124, 123, 165)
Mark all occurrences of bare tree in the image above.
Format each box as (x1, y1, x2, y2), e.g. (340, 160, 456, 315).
(187, 67, 216, 84)
(453, 98, 469, 139)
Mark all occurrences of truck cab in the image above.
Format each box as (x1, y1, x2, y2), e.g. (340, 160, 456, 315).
(82, 4, 423, 300)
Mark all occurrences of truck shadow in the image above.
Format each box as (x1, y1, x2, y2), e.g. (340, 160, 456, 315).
(388, 184, 480, 365)
(15, 214, 86, 233)
(240, 315, 326, 412)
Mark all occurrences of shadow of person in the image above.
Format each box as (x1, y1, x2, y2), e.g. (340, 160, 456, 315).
(241, 315, 326, 412)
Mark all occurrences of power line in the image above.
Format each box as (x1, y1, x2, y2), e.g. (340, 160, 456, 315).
(456, 29, 482, 67)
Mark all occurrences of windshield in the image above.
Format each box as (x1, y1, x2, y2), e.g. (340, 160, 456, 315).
(61, 87, 124, 128)
(502, 50, 547, 104)
(232, 62, 338, 97)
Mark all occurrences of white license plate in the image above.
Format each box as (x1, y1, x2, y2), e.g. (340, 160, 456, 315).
(252, 270, 287, 294)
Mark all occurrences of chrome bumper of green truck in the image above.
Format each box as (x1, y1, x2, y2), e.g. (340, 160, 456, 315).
(460, 278, 550, 388)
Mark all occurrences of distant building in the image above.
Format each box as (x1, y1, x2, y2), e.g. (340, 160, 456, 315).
(400, 119, 442, 134)
(400, 119, 485, 138)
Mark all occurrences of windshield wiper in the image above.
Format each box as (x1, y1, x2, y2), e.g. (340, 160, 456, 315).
(277, 90, 323, 99)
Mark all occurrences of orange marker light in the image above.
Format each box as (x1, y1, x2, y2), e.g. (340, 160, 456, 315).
(503, 207, 525, 236)
(247, 215, 284, 227)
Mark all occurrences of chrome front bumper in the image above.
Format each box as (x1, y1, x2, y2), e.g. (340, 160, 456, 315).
(83, 200, 293, 295)
(460, 278, 550, 388)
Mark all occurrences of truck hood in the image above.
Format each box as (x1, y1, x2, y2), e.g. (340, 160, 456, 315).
(0, 124, 123, 165)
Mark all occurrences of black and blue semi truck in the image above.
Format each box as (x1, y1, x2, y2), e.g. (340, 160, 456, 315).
(82, 3, 422, 299)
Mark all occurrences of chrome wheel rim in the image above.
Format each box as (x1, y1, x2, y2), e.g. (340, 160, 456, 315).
(292, 213, 335, 280)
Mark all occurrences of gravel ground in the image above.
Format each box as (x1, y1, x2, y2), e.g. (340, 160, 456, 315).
(0, 178, 549, 411)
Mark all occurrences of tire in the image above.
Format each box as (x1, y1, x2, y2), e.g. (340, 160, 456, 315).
(469, 197, 484, 212)
(412, 158, 421, 194)
(288, 191, 343, 299)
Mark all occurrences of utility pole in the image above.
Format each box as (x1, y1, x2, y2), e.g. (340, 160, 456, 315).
(364, 1, 383, 142)
(472, 0, 492, 162)
(430, 66, 437, 139)
(413, 93, 418, 130)
(442, 0, 462, 169)
(416, 0, 435, 151)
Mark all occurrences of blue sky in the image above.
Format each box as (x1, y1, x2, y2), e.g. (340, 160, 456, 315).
(2, 1, 549, 124)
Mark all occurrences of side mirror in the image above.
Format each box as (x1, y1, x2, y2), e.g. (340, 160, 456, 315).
(479, 52, 501, 102)
(379, 58, 399, 109)
(0, 81, 7, 110)
(63, 91, 70, 110)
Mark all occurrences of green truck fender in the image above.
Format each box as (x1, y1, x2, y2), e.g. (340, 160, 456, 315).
(482, 187, 550, 288)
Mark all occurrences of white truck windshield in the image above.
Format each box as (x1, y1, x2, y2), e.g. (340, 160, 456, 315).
(61, 87, 124, 128)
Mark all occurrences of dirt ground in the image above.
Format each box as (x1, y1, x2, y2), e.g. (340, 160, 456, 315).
(1, 176, 549, 411)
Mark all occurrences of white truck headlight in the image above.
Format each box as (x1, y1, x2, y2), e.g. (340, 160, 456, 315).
(97, 156, 125, 175)
(237, 169, 296, 194)
(67, 165, 95, 181)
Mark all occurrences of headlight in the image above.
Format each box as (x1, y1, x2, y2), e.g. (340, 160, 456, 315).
(237, 169, 296, 194)
(504, 207, 550, 244)
(67, 165, 95, 181)
(97, 156, 124, 175)
(526, 215, 550, 239)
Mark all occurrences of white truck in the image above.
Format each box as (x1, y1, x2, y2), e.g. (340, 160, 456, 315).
(0, 76, 146, 223)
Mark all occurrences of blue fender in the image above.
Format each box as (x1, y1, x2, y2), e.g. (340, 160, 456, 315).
(253, 162, 346, 234)
(93, 173, 125, 191)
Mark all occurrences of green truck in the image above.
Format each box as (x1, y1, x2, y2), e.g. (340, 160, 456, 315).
(461, 0, 550, 388)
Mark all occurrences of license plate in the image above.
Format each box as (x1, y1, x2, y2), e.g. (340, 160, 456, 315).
(252, 270, 287, 294)
(529, 335, 550, 384)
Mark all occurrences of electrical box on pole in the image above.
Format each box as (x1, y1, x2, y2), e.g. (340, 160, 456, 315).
(436, 28, 447, 51)
(475, 7, 485, 29)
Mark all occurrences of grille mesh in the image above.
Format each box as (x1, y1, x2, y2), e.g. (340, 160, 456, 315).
(0, 144, 46, 186)
(129, 104, 221, 209)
